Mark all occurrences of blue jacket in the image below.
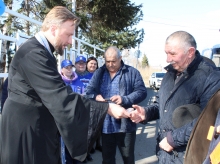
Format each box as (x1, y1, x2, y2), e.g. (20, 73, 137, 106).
(143, 51, 220, 163)
(75, 71, 93, 94)
(85, 61, 147, 132)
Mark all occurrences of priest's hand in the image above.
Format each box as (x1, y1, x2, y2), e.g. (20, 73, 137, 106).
(108, 103, 130, 119)
(130, 105, 146, 123)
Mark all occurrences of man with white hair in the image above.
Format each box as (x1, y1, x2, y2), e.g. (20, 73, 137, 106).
(130, 31, 220, 164)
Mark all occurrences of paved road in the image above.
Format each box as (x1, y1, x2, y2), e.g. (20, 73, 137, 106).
(86, 87, 159, 164)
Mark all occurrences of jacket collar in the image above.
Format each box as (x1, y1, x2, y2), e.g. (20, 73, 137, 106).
(61, 71, 78, 83)
(165, 50, 202, 75)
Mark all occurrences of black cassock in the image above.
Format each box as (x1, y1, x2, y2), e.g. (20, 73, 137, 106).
(1, 37, 108, 164)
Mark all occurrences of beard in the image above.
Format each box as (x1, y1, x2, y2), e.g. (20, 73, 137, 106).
(54, 38, 64, 56)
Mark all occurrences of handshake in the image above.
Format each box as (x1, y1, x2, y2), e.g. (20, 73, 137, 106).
(107, 103, 146, 123)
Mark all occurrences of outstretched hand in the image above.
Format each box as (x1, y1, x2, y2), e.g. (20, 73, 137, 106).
(107, 103, 130, 119)
(130, 105, 146, 123)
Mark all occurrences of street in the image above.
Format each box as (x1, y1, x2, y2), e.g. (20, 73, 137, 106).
(0, 87, 159, 164)
(87, 87, 159, 164)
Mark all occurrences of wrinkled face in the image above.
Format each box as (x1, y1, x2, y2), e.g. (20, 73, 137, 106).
(53, 20, 75, 55)
(61, 65, 73, 78)
(105, 49, 121, 74)
(87, 60, 98, 73)
(75, 61, 87, 73)
(165, 39, 194, 72)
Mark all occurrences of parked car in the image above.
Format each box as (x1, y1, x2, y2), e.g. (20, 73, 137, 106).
(149, 72, 166, 90)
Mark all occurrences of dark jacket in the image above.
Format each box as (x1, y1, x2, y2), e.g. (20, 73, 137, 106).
(1, 37, 109, 164)
(85, 61, 147, 132)
(1, 77, 8, 111)
(143, 51, 220, 163)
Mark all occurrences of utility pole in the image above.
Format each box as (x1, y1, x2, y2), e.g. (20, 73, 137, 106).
(136, 44, 140, 69)
(25, 0, 30, 35)
(72, 0, 76, 13)
(71, 0, 76, 60)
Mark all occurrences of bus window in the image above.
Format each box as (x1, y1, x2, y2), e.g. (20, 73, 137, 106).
(212, 48, 220, 67)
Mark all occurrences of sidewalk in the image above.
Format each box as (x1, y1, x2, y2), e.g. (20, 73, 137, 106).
(88, 121, 159, 164)
(86, 87, 159, 164)
(0, 87, 159, 163)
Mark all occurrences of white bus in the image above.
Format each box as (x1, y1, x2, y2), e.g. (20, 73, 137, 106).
(202, 44, 220, 67)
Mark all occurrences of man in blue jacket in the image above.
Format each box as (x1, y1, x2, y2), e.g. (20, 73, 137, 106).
(130, 31, 220, 164)
(85, 46, 147, 164)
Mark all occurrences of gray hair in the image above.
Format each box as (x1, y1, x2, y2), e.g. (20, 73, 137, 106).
(166, 31, 197, 51)
(104, 46, 122, 58)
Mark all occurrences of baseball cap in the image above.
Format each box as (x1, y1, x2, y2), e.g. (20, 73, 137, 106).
(61, 59, 74, 69)
(75, 56, 86, 63)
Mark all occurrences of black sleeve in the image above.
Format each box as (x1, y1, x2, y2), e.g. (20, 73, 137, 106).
(1, 78, 8, 111)
(19, 49, 109, 161)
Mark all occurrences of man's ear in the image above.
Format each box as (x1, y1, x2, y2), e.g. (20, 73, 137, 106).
(188, 47, 196, 58)
(51, 25, 57, 36)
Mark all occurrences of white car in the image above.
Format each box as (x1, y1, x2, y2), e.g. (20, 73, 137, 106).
(149, 72, 166, 90)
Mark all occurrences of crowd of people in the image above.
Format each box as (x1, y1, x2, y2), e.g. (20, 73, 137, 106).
(1, 5, 220, 164)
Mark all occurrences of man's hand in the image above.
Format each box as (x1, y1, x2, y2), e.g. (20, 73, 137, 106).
(159, 137, 174, 152)
(96, 94, 105, 102)
(110, 95, 122, 105)
(107, 103, 130, 119)
(130, 105, 146, 123)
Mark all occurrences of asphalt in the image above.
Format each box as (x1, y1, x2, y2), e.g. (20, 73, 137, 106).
(83, 87, 159, 164)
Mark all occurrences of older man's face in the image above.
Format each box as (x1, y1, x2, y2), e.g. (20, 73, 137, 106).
(105, 49, 121, 74)
(165, 39, 193, 72)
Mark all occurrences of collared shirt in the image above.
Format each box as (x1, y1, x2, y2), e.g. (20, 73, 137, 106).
(100, 67, 122, 134)
(174, 69, 186, 84)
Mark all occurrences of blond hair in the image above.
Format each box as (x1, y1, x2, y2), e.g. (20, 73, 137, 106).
(41, 6, 81, 31)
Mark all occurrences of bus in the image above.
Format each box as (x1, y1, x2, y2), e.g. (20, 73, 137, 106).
(202, 44, 220, 67)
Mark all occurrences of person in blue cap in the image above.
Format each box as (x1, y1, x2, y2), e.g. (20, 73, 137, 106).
(75, 56, 93, 95)
(60, 59, 83, 94)
(60, 59, 85, 164)
(74, 56, 94, 163)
